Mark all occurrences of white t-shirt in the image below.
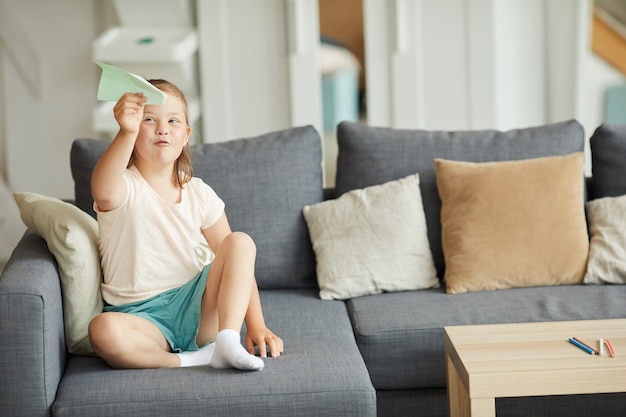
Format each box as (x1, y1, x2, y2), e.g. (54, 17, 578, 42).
(96, 167, 225, 306)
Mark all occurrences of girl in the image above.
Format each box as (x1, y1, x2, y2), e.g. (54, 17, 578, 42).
(88, 79, 283, 370)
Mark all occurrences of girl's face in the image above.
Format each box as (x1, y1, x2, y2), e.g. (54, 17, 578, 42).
(134, 94, 191, 169)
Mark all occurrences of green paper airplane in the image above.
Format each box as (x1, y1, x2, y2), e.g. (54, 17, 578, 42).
(95, 61, 167, 105)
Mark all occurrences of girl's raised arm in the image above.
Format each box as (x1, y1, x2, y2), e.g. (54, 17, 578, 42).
(91, 93, 146, 212)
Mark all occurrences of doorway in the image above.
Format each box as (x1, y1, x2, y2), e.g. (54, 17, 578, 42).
(318, 0, 365, 187)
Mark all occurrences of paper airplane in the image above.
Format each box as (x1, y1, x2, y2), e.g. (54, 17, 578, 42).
(95, 61, 167, 105)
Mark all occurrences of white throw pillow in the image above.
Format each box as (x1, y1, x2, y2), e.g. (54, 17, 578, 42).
(14, 192, 103, 355)
(303, 173, 438, 300)
(584, 194, 626, 284)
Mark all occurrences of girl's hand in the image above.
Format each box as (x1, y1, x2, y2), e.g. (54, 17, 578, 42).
(245, 327, 284, 358)
(113, 93, 147, 135)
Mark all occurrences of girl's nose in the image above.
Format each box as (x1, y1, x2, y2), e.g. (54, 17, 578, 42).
(156, 123, 169, 135)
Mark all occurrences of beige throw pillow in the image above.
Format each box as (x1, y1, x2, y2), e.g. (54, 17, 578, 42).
(435, 152, 588, 294)
(303, 173, 438, 300)
(584, 195, 626, 284)
(14, 192, 103, 355)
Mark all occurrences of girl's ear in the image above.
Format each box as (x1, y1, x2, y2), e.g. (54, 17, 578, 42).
(185, 126, 192, 144)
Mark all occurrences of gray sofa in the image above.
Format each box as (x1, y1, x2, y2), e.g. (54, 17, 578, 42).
(2, 120, 626, 417)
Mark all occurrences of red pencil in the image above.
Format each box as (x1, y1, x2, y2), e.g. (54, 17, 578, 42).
(573, 337, 599, 355)
(605, 339, 616, 357)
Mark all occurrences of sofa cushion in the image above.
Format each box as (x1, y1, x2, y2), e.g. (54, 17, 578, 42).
(584, 194, 626, 284)
(70, 126, 323, 290)
(348, 285, 626, 390)
(70, 138, 110, 219)
(435, 152, 588, 293)
(53, 289, 376, 417)
(590, 123, 626, 198)
(302, 173, 438, 300)
(335, 120, 585, 278)
(191, 126, 323, 289)
(13, 192, 102, 355)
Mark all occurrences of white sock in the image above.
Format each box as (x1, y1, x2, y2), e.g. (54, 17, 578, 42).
(209, 329, 264, 371)
(177, 342, 215, 367)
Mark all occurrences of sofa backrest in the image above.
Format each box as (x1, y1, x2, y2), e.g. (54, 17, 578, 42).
(70, 126, 324, 290)
(335, 119, 585, 279)
(590, 123, 626, 199)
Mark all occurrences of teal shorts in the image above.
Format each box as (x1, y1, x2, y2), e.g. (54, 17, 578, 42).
(104, 264, 211, 352)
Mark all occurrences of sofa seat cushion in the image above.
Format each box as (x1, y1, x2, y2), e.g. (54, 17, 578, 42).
(53, 289, 376, 417)
(348, 285, 626, 390)
(336, 120, 584, 279)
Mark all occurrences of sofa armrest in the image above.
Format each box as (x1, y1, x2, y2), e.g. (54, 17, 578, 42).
(0, 231, 67, 417)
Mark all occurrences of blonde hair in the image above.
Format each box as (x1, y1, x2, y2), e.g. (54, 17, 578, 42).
(127, 79, 193, 188)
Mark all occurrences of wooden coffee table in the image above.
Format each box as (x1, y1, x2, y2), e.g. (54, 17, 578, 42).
(444, 319, 626, 417)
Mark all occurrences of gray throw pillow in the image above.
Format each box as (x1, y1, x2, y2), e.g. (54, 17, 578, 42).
(590, 123, 626, 198)
(71, 138, 110, 218)
(192, 126, 323, 289)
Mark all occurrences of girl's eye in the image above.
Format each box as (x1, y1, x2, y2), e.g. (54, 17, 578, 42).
(169, 119, 180, 124)
(144, 117, 155, 122)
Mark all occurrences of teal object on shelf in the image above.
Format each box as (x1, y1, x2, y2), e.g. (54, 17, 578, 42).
(606, 85, 626, 123)
(322, 69, 359, 132)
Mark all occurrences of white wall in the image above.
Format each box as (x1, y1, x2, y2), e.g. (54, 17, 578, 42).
(197, 0, 292, 142)
(365, 0, 593, 133)
(492, 0, 547, 130)
(585, 53, 626, 137)
(0, 0, 99, 264)
(197, 0, 322, 143)
(421, 0, 469, 130)
(1, 0, 98, 198)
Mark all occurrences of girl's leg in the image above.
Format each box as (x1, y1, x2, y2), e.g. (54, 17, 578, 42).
(88, 312, 179, 369)
(197, 232, 264, 370)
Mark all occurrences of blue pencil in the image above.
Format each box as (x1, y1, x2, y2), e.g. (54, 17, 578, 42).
(569, 338, 596, 355)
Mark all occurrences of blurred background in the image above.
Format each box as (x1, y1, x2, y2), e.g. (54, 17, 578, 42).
(1, 0, 625, 269)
